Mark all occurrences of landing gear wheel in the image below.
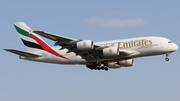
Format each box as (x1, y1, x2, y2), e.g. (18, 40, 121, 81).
(165, 58, 169, 62)
(101, 67, 105, 70)
(165, 53, 170, 62)
(86, 63, 109, 71)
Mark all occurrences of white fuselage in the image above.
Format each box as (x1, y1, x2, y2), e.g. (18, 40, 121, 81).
(21, 36, 178, 65)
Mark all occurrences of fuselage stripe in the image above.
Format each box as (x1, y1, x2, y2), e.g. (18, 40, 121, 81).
(30, 33, 68, 59)
(14, 25, 33, 39)
(21, 38, 44, 50)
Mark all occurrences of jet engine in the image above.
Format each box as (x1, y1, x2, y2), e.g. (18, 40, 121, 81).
(117, 59, 134, 67)
(76, 40, 94, 50)
(106, 59, 134, 69)
(106, 62, 121, 68)
(103, 47, 119, 57)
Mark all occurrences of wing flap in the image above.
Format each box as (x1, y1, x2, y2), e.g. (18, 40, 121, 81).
(4, 49, 42, 57)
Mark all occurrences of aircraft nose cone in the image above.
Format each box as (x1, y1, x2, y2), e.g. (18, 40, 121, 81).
(169, 43, 178, 52)
(174, 44, 178, 51)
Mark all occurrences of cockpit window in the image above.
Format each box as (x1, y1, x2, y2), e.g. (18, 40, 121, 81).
(168, 41, 172, 43)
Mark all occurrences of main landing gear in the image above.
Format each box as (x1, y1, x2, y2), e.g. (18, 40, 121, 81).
(165, 53, 170, 62)
(86, 64, 108, 71)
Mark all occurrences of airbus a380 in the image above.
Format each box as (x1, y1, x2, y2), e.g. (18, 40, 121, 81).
(4, 22, 178, 71)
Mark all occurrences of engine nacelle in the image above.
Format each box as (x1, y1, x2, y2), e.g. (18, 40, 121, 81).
(117, 59, 134, 67)
(76, 40, 94, 50)
(103, 47, 119, 57)
(106, 62, 121, 68)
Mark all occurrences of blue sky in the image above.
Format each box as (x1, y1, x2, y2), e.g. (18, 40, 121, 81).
(0, 0, 180, 101)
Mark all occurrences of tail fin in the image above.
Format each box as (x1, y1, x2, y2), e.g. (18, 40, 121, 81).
(11, 22, 68, 59)
(14, 22, 45, 52)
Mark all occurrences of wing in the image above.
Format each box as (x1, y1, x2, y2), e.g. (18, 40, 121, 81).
(33, 31, 102, 48)
(33, 31, 137, 62)
(4, 49, 42, 57)
(33, 31, 106, 61)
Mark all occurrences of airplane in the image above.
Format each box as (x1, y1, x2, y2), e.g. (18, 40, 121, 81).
(4, 22, 178, 71)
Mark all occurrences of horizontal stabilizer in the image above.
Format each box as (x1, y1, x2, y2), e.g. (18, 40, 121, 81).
(4, 49, 42, 57)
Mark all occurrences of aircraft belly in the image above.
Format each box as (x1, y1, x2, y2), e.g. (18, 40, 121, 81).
(69, 56, 87, 64)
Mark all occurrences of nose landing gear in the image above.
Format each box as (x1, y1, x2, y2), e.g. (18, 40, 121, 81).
(165, 53, 170, 62)
(165, 58, 169, 61)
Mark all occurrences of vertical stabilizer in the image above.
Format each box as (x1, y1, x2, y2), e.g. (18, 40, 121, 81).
(13, 22, 67, 59)
(13, 22, 44, 52)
